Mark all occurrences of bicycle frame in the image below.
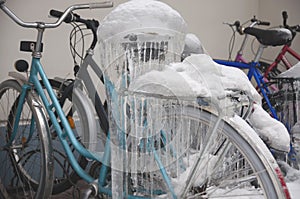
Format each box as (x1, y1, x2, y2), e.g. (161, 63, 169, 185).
(265, 44, 300, 78)
(12, 51, 128, 197)
(14, 56, 98, 182)
(0, 0, 114, 193)
(75, 49, 109, 133)
(214, 44, 279, 119)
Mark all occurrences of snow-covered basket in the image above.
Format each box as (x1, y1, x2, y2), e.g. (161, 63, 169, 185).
(274, 62, 300, 129)
(96, 0, 196, 197)
(98, 0, 187, 91)
(95, 0, 271, 198)
(108, 90, 207, 170)
(272, 63, 300, 152)
(99, 29, 184, 92)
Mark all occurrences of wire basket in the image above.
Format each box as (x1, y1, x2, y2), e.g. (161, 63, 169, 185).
(272, 77, 300, 129)
(107, 89, 222, 197)
(99, 29, 185, 89)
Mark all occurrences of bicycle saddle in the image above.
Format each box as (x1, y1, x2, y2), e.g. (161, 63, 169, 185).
(244, 27, 292, 46)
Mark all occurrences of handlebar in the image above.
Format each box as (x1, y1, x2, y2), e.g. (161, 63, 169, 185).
(225, 16, 270, 35)
(50, 9, 100, 49)
(281, 11, 300, 33)
(0, 1, 113, 29)
(50, 9, 99, 28)
(282, 11, 288, 27)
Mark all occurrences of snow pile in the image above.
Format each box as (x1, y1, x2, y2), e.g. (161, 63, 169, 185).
(129, 54, 260, 104)
(97, 0, 187, 89)
(98, 0, 187, 41)
(278, 161, 300, 198)
(96, 0, 290, 154)
(127, 66, 199, 97)
(182, 33, 205, 59)
(249, 104, 290, 152)
(277, 62, 300, 78)
(130, 54, 290, 152)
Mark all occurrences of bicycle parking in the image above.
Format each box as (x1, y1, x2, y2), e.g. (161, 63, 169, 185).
(0, 0, 292, 198)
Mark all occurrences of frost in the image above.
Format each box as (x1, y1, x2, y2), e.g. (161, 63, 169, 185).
(130, 53, 290, 152)
(98, 0, 187, 41)
(182, 33, 205, 59)
(130, 54, 261, 104)
(277, 62, 300, 78)
(95, 0, 297, 196)
(249, 104, 290, 152)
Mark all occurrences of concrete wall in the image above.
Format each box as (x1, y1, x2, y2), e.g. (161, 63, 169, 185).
(258, 0, 300, 66)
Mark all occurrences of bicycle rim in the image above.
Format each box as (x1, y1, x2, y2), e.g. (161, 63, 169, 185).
(0, 79, 53, 199)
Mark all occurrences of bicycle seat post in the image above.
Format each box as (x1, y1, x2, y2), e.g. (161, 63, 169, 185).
(237, 20, 259, 57)
(253, 44, 266, 63)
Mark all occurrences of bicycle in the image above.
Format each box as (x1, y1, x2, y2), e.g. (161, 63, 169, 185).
(213, 16, 300, 169)
(56, 0, 290, 197)
(0, 0, 291, 198)
(41, 9, 110, 194)
(214, 17, 293, 120)
(0, 1, 112, 198)
(261, 11, 300, 79)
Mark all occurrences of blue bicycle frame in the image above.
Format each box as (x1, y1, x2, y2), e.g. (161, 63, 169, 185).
(214, 58, 279, 119)
(214, 42, 299, 165)
(14, 57, 99, 182)
(0, 2, 116, 195)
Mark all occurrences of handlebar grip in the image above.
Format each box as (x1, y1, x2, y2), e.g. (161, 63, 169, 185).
(89, 1, 113, 9)
(282, 11, 288, 27)
(282, 11, 288, 19)
(259, 21, 270, 26)
(50, 9, 73, 23)
(234, 20, 240, 28)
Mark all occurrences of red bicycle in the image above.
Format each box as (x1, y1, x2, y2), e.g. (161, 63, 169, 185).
(261, 11, 300, 79)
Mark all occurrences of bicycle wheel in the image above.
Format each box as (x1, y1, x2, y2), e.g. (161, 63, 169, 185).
(45, 79, 98, 194)
(178, 107, 286, 198)
(112, 105, 287, 198)
(0, 79, 53, 199)
(0, 178, 10, 199)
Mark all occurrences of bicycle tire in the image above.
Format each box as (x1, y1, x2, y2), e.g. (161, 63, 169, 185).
(182, 107, 286, 198)
(0, 178, 9, 199)
(46, 79, 99, 194)
(114, 106, 287, 198)
(0, 79, 53, 199)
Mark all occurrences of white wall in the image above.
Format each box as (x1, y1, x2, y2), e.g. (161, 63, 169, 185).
(259, 0, 300, 66)
(0, 0, 299, 82)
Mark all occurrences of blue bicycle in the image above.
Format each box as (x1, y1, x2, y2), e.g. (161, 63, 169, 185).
(214, 18, 292, 119)
(213, 18, 300, 169)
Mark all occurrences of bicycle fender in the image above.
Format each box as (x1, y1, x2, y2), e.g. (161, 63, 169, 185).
(8, 71, 28, 85)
